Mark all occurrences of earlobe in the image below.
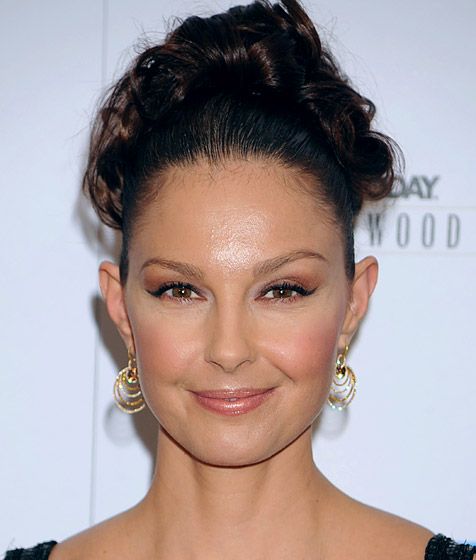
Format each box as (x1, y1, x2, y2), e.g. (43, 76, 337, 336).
(339, 256, 379, 346)
(98, 260, 135, 351)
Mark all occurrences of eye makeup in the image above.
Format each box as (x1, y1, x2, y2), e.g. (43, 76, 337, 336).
(146, 280, 317, 305)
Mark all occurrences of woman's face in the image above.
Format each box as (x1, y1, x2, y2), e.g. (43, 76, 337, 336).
(103, 157, 375, 467)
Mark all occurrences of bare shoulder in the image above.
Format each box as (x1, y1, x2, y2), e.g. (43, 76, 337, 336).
(49, 508, 138, 560)
(341, 495, 435, 560)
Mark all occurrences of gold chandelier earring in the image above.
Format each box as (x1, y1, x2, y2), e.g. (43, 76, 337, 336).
(113, 350, 146, 414)
(327, 345, 357, 410)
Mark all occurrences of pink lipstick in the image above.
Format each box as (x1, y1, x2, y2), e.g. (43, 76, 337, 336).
(191, 388, 275, 416)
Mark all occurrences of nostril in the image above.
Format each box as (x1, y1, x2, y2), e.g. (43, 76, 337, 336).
(205, 317, 255, 373)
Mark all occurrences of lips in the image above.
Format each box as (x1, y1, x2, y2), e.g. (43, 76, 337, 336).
(193, 388, 271, 399)
(191, 387, 275, 416)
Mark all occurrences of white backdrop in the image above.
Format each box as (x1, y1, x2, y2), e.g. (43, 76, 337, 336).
(2, 0, 475, 551)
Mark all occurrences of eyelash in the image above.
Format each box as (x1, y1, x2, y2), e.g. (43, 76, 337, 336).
(148, 281, 315, 305)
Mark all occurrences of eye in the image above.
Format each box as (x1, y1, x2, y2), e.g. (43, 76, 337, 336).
(148, 281, 201, 303)
(260, 282, 315, 304)
(148, 280, 316, 305)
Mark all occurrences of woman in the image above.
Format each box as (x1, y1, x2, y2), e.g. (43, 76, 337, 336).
(6, 0, 475, 558)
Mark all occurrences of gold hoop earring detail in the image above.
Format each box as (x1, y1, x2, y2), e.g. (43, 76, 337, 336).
(113, 351, 145, 414)
(327, 345, 357, 410)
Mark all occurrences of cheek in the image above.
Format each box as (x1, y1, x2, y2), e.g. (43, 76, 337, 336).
(130, 313, 201, 386)
(265, 316, 340, 386)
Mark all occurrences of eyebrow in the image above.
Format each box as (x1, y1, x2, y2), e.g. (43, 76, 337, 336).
(140, 250, 327, 279)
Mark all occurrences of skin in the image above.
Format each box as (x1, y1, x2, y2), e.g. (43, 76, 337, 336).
(52, 157, 434, 560)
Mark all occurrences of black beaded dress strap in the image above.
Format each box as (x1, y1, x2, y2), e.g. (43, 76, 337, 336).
(425, 534, 476, 559)
(4, 541, 57, 559)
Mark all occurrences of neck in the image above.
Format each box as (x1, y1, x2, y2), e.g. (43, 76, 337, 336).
(137, 426, 336, 559)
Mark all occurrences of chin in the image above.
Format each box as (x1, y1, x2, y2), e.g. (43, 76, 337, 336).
(188, 444, 280, 469)
(168, 420, 311, 469)
(161, 423, 285, 468)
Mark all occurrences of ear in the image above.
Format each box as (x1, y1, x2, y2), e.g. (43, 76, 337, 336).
(98, 260, 135, 352)
(338, 256, 379, 349)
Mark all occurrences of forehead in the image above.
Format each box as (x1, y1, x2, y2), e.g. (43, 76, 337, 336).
(130, 157, 342, 271)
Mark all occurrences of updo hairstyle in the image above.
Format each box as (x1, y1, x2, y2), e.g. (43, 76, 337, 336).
(83, 0, 400, 282)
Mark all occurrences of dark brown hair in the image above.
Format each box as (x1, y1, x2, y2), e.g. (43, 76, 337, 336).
(83, 0, 400, 282)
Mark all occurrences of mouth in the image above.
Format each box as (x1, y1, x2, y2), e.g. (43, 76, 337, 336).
(190, 387, 276, 416)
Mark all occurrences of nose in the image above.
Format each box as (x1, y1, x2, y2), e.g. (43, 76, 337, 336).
(204, 301, 255, 374)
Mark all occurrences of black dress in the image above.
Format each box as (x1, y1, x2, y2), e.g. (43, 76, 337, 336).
(4, 534, 476, 559)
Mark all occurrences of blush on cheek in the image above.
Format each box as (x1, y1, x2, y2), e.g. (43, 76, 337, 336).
(131, 318, 201, 387)
(265, 319, 340, 385)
